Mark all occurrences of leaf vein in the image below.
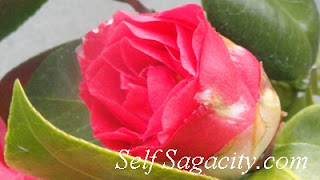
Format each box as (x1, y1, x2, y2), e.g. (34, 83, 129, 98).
(17, 93, 102, 180)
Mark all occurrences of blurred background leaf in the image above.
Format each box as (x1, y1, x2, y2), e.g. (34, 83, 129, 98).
(0, 41, 70, 121)
(283, 67, 319, 121)
(271, 81, 298, 111)
(316, 49, 320, 92)
(0, 0, 47, 41)
(25, 39, 101, 145)
(202, 0, 320, 82)
(283, 87, 314, 121)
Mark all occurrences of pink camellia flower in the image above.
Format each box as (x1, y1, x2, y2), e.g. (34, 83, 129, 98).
(77, 4, 281, 178)
(0, 118, 36, 180)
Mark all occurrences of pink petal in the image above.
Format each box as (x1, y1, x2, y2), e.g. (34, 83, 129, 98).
(94, 94, 147, 134)
(143, 79, 190, 139)
(0, 165, 36, 180)
(79, 19, 112, 72)
(96, 127, 141, 151)
(122, 84, 153, 122)
(147, 66, 177, 110)
(161, 106, 255, 159)
(196, 21, 255, 105)
(153, 4, 205, 28)
(88, 95, 143, 150)
(85, 58, 126, 104)
(107, 19, 178, 49)
(223, 38, 261, 101)
(176, 25, 197, 75)
(113, 4, 204, 28)
(89, 98, 123, 134)
(119, 37, 189, 78)
(0, 118, 6, 166)
(84, 59, 148, 133)
(112, 10, 159, 24)
(100, 41, 135, 77)
(158, 78, 200, 143)
(120, 38, 160, 75)
(192, 20, 207, 62)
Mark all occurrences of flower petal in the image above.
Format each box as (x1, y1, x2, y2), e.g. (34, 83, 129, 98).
(176, 25, 197, 75)
(222, 36, 261, 101)
(122, 84, 153, 123)
(196, 21, 255, 106)
(158, 78, 199, 143)
(147, 66, 178, 111)
(0, 118, 6, 166)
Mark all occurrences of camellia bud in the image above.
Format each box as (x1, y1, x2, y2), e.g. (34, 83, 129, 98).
(77, 4, 281, 179)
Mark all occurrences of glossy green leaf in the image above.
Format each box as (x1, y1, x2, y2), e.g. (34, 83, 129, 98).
(202, 0, 320, 81)
(23, 40, 100, 144)
(5, 80, 214, 180)
(248, 104, 320, 179)
(0, 41, 69, 121)
(0, 0, 47, 41)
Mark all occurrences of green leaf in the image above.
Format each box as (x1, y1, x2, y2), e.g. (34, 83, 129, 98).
(309, 66, 319, 95)
(248, 104, 320, 179)
(23, 40, 100, 144)
(283, 88, 313, 122)
(0, 41, 68, 121)
(0, 0, 47, 41)
(317, 49, 320, 68)
(5, 80, 214, 180)
(283, 67, 318, 121)
(316, 49, 320, 95)
(202, 0, 320, 81)
(271, 81, 297, 111)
